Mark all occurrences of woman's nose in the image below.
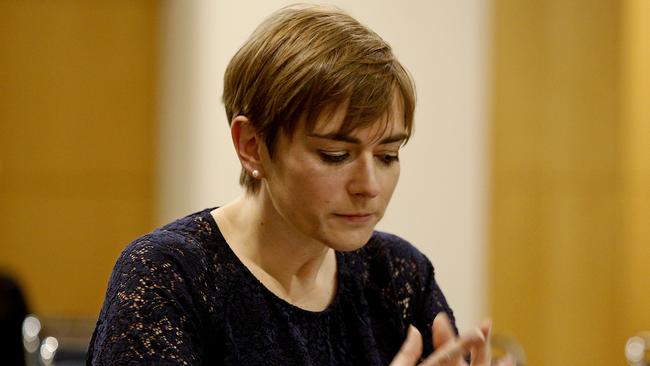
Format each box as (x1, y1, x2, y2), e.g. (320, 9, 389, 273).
(348, 156, 380, 198)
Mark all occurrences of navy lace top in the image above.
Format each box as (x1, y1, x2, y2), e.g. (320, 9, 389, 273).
(87, 208, 456, 365)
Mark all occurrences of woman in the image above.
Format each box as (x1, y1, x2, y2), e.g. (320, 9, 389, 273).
(88, 5, 511, 365)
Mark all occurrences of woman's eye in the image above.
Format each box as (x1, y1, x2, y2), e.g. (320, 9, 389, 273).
(319, 151, 349, 164)
(378, 153, 399, 165)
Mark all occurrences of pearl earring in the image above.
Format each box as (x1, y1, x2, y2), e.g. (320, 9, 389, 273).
(252, 169, 260, 179)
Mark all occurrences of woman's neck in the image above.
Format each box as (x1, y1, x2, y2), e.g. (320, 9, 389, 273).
(211, 194, 337, 310)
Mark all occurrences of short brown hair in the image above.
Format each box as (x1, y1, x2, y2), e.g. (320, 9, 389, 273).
(223, 4, 415, 193)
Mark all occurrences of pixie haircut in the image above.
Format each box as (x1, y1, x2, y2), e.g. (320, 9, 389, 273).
(223, 4, 416, 193)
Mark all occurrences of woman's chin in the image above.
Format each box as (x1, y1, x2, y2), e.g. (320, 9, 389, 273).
(324, 229, 375, 252)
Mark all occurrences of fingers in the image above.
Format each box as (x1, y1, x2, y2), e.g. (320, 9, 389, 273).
(432, 313, 464, 365)
(392, 315, 496, 366)
(470, 319, 492, 365)
(420, 327, 486, 366)
(479, 319, 491, 340)
(389, 325, 423, 366)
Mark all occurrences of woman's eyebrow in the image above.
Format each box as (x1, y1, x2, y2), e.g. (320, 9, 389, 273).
(308, 132, 407, 145)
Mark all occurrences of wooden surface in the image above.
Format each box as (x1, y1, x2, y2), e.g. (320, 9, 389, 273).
(619, 0, 650, 350)
(490, 0, 649, 365)
(0, 1, 158, 316)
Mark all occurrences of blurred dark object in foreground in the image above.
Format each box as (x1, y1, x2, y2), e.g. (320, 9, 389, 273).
(0, 272, 29, 366)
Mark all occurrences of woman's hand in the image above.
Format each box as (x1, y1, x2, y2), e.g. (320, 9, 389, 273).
(390, 313, 515, 366)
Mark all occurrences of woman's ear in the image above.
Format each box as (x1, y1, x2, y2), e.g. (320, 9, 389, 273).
(230, 115, 263, 176)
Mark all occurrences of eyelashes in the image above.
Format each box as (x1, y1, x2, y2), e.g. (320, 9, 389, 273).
(378, 154, 400, 165)
(318, 151, 399, 166)
(319, 152, 349, 164)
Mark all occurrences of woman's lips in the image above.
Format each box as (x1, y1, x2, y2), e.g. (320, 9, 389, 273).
(334, 213, 374, 224)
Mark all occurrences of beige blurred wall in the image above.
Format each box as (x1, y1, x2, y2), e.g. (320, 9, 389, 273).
(156, 0, 490, 329)
(0, 1, 159, 316)
(490, 0, 650, 364)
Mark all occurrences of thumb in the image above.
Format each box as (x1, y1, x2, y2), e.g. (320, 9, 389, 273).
(432, 312, 455, 349)
(389, 325, 423, 366)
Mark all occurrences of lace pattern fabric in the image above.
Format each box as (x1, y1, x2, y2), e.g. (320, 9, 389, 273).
(87, 208, 456, 365)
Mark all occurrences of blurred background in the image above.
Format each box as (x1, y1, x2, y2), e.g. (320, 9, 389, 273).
(0, 0, 648, 365)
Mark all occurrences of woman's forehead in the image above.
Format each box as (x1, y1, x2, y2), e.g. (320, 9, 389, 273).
(307, 113, 406, 144)
(308, 95, 406, 138)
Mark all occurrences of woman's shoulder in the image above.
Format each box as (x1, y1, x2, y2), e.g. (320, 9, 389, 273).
(89, 209, 223, 365)
(117, 208, 218, 266)
(107, 208, 228, 303)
